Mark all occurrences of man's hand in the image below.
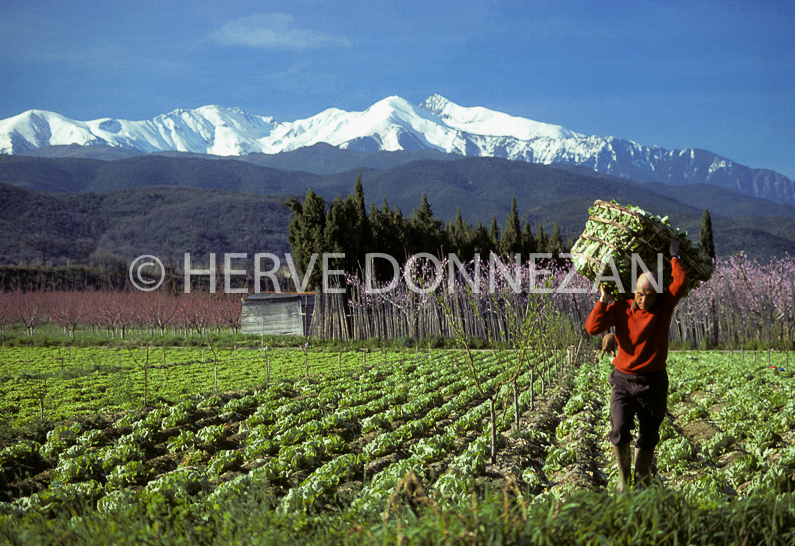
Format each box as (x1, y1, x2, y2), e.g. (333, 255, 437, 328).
(669, 237, 680, 258)
(599, 283, 614, 305)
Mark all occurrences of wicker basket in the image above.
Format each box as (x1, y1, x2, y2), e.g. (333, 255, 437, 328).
(570, 200, 712, 298)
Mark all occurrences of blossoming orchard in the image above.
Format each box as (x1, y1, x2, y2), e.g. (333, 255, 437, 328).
(0, 288, 243, 338)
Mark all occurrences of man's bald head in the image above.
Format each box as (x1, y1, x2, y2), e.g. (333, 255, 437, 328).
(634, 272, 660, 310)
(636, 271, 659, 292)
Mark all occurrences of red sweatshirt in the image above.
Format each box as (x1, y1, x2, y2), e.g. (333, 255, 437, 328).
(585, 257, 687, 374)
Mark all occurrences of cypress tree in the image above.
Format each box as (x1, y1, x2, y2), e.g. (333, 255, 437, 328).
(499, 196, 522, 258)
(323, 195, 346, 255)
(285, 189, 327, 290)
(324, 194, 362, 281)
(317, 175, 376, 280)
(368, 197, 409, 278)
(520, 220, 536, 256)
(450, 206, 473, 259)
(488, 215, 500, 255)
(444, 219, 455, 253)
(370, 197, 396, 255)
(535, 222, 548, 255)
(471, 221, 491, 256)
(389, 203, 409, 258)
(409, 194, 443, 256)
(353, 173, 372, 259)
(547, 222, 563, 257)
(700, 209, 716, 259)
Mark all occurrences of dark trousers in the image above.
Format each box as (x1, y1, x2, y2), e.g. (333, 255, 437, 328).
(608, 368, 668, 452)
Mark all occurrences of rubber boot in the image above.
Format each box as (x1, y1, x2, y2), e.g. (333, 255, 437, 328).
(613, 444, 632, 493)
(634, 448, 654, 489)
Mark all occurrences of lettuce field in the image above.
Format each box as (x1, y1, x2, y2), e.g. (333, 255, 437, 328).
(0, 345, 383, 428)
(1, 345, 794, 544)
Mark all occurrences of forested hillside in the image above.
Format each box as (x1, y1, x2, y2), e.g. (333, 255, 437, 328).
(1, 151, 794, 266)
(0, 184, 292, 267)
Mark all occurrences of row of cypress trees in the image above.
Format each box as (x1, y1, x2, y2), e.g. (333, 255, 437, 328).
(285, 176, 566, 289)
(285, 175, 717, 291)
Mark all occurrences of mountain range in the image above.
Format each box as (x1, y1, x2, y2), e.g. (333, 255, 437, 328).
(2, 95, 792, 206)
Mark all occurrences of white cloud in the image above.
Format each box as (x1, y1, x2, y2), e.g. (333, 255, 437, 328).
(213, 13, 351, 50)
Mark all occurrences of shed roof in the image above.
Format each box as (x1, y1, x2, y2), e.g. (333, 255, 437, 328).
(243, 292, 315, 302)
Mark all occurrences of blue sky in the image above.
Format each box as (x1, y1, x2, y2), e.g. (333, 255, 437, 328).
(1, 0, 793, 178)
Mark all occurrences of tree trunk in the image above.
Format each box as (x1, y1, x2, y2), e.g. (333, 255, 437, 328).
(540, 366, 545, 396)
(512, 381, 519, 429)
(489, 397, 497, 465)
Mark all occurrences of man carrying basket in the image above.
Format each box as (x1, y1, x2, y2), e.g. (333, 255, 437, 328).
(585, 238, 685, 492)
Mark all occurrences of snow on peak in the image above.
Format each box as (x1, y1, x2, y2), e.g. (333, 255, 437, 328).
(0, 110, 103, 153)
(257, 96, 451, 154)
(420, 94, 452, 112)
(366, 96, 435, 119)
(420, 94, 583, 141)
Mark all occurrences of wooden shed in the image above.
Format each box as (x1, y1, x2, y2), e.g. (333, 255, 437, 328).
(241, 293, 315, 337)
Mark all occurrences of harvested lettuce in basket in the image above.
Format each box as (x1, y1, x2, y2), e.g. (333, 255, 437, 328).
(570, 200, 714, 299)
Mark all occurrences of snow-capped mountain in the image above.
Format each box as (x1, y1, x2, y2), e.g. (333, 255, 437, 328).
(0, 95, 792, 205)
(0, 106, 279, 157)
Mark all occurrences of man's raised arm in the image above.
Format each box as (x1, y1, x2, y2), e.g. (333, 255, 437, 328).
(585, 283, 615, 335)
